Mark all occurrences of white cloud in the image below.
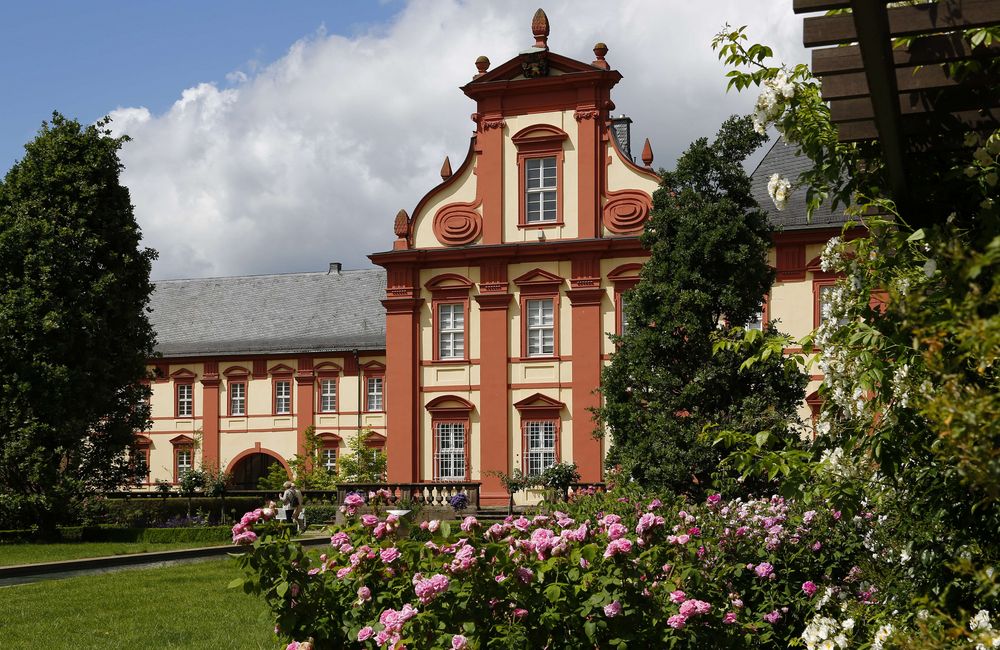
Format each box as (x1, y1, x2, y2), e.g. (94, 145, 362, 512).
(109, 0, 809, 280)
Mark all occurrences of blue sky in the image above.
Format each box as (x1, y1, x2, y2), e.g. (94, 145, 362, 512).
(1, 1, 402, 171)
(0, 1, 807, 279)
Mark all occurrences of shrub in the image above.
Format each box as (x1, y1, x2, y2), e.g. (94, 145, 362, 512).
(232, 490, 885, 648)
(0, 526, 232, 544)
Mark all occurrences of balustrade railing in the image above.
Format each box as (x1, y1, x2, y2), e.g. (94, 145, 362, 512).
(336, 482, 481, 510)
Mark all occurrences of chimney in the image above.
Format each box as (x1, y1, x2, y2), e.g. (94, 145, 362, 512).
(610, 115, 633, 160)
(328, 262, 342, 275)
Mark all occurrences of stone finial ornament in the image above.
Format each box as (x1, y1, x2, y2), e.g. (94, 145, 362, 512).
(641, 138, 654, 168)
(592, 42, 609, 70)
(474, 55, 490, 79)
(531, 8, 550, 49)
(393, 209, 410, 238)
(440, 156, 453, 180)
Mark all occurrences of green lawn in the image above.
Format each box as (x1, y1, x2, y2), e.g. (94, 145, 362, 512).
(0, 559, 278, 649)
(0, 541, 230, 567)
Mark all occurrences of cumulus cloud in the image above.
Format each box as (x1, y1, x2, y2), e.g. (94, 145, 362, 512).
(109, 0, 808, 280)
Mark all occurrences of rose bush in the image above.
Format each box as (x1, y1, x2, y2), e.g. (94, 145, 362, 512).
(232, 488, 886, 649)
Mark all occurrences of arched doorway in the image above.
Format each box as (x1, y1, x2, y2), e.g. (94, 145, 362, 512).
(228, 451, 288, 490)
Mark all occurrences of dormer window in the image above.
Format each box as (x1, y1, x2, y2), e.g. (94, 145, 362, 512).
(525, 157, 558, 223)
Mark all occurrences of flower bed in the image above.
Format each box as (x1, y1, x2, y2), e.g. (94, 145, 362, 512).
(232, 488, 890, 648)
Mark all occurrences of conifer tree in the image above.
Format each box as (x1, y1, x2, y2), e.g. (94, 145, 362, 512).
(599, 116, 806, 495)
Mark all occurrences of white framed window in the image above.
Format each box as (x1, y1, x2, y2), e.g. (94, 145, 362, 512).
(321, 447, 337, 473)
(176, 384, 192, 417)
(525, 157, 557, 223)
(438, 303, 465, 359)
(176, 448, 193, 478)
(746, 310, 764, 331)
(526, 298, 555, 356)
(320, 379, 337, 412)
(275, 380, 291, 415)
(524, 420, 557, 477)
(434, 422, 466, 481)
(366, 376, 384, 412)
(229, 382, 246, 416)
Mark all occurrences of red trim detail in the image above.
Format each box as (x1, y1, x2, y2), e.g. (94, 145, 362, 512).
(364, 432, 387, 448)
(514, 393, 565, 418)
(222, 365, 249, 377)
(607, 124, 661, 183)
(432, 199, 483, 246)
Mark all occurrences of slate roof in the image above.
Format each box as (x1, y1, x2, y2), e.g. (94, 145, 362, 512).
(750, 137, 849, 231)
(149, 269, 387, 357)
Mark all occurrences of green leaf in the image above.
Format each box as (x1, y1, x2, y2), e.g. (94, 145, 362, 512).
(441, 521, 452, 538)
(906, 228, 926, 242)
(544, 584, 562, 603)
(275, 581, 289, 597)
(755, 431, 770, 448)
(227, 577, 244, 589)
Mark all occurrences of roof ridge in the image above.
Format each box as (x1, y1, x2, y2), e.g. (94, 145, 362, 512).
(153, 267, 384, 284)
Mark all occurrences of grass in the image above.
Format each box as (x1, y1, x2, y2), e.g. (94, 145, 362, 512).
(0, 540, 231, 567)
(0, 559, 278, 649)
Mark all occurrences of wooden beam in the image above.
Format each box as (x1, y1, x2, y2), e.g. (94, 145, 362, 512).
(812, 32, 997, 75)
(793, 0, 851, 14)
(837, 109, 1000, 142)
(804, 0, 1000, 47)
(831, 87, 1000, 121)
(849, 0, 909, 205)
(821, 62, 961, 100)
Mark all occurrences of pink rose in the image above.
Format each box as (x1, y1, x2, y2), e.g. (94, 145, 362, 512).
(603, 600, 622, 618)
(754, 562, 774, 579)
(669, 590, 686, 604)
(357, 586, 371, 602)
(802, 581, 817, 597)
(607, 523, 627, 540)
(379, 547, 401, 564)
(428, 519, 440, 533)
(361, 514, 379, 527)
(723, 612, 738, 624)
(460, 516, 479, 532)
(667, 614, 687, 629)
(357, 626, 374, 641)
(452, 635, 468, 649)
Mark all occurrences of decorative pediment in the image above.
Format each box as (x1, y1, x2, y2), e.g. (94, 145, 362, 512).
(316, 432, 343, 444)
(134, 434, 153, 446)
(169, 367, 196, 380)
(425, 274, 474, 300)
(467, 51, 607, 86)
(362, 360, 386, 374)
(513, 268, 564, 295)
(169, 434, 195, 446)
(222, 365, 250, 377)
(425, 395, 475, 416)
(607, 263, 643, 282)
(364, 432, 387, 448)
(267, 363, 295, 376)
(514, 393, 565, 416)
(511, 124, 568, 152)
(314, 361, 343, 377)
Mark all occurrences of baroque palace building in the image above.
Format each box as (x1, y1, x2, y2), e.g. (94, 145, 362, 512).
(140, 11, 851, 503)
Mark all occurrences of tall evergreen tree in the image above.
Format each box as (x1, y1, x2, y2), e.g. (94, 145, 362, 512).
(600, 116, 806, 495)
(0, 113, 157, 528)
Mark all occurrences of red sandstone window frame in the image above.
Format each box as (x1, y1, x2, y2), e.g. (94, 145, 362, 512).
(316, 432, 342, 473)
(806, 390, 823, 440)
(223, 366, 250, 417)
(171, 368, 196, 419)
(363, 361, 386, 413)
(426, 396, 475, 482)
(170, 434, 195, 484)
(133, 435, 152, 485)
(608, 264, 642, 338)
(512, 125, 568, 229)
(426, 274, 474, 363)
(813, 277, 843, 329)
(514, 269, 564, 360)
(315, 362, 342, 413)
(514, 393, 564, 477)
(269, 364, 295, 416)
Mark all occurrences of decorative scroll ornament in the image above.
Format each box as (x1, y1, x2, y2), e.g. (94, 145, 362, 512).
(481, 118, 506, 131)
(433, 200, 483, 246)
(603, 189, 652, 234)
(574, 109, 600, 122)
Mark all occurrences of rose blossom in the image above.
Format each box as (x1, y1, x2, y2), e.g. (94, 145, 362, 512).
(451, 635, 468, 650)
(604, 600, 622, 618)
(802, 581, 818, 597)
(380, 547, 401, 564)
(357, 626, 374, 641)
(667, 614, 687, 629)
(723, 612, 738, 624)
(754, 562, 775, 579)
(669, 590, 686, 604)
(603, 537, 633, 558)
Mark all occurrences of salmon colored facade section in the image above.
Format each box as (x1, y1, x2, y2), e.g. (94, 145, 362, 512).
(141, 353, 386, 488)
(372, 23, 660, 505)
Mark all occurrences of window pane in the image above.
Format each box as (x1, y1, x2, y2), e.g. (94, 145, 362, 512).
(321, 379, 336, 412)
(367, 377, 383, 411)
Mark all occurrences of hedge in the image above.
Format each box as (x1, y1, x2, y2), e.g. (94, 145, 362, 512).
(102, 496, 266, 526)
(0, 525, 234, 544)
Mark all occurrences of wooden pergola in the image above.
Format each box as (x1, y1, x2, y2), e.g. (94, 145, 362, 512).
(793, 0, 1000, 205)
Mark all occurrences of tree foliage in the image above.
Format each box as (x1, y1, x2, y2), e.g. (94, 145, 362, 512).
(713, 25, 1000, 647)
(599, 116, 807, 496)
(0, 113, 157, 528)
(336, 429, 387, 484)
